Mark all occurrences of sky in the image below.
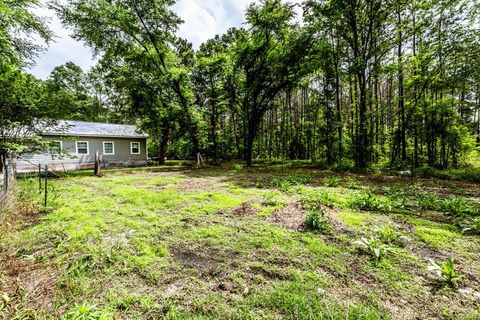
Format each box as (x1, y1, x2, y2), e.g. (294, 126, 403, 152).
(27, 0, 259, 79)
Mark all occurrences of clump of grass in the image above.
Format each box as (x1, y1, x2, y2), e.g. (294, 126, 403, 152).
(262, 192, 278, 206)
(428, 257, 463, 288)
(344, 176, 360, 189)
(417, 192, 439, 211)
(323, 175, 342, 187)
(271, 174, 311, 191)
(354, 236, 392, 261)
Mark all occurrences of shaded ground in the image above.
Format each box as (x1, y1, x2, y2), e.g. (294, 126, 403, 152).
(1, 164, 480, 319)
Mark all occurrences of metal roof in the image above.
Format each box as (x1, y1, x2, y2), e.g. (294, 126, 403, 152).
(42, 120, 148, 138)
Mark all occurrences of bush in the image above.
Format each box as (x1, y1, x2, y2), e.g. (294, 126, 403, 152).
(428, 257, 463, 288)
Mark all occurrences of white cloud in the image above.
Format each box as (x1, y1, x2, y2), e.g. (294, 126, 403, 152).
(28, 0, 303, 79)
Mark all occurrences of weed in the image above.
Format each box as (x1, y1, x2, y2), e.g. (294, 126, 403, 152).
(428, 257, 463, 288)
(262, 192, 278, 206)
(375, 226, 403, 244)
(271, 174, 311, 191)
(459, 218, 480, 235)
(440, 196, 477, 217)
(344, 176, 360, 189)
(61, 303, 112, 320)
(354, 236, 392, 261)
(323, 175, 342, 187)
(348, 191, 395, 213)
(417, 192, 439, 211)
(304, 209, 331, 233)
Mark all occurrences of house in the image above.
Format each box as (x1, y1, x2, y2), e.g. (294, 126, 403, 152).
(16, 120, 148, 173)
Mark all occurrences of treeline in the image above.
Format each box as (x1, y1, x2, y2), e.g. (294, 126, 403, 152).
(1, 0, 480, 170)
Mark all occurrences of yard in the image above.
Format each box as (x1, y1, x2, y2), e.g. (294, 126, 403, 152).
(1, 165, 480, 319)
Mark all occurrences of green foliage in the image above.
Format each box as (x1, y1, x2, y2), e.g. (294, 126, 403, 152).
(304, 209, 331, 233)
(61, 303, 111, 320)
(459, 218, 480, 235)
(348, 192, 395, 213)
(440, 196, 477, 217)
(344, 176, 361, 189)
(417, 192, 439, 211)
(428, 258, 463, 288)
(375, 226, 403, 244)
(354, 236, 392, 261)
(271, 174, 311, 191)
(323, 175, 342, 187)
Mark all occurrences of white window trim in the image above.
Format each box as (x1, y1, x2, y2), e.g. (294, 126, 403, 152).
(50, 140, 63, 154)
(76, 141, 89, 155)
(130, 142, 141, 155)
(103, 141, 115, 155)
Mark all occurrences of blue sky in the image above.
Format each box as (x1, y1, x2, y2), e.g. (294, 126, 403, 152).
(27, 0, 257, 79)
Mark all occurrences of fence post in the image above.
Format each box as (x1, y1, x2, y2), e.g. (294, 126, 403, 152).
(44, 165, 48, 207)
(39, 165, 42, 193)
(4, 164, 8, 193)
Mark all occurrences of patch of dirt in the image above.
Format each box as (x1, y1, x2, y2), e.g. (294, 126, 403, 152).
(232, 202, 256, 217)
(266, 201, 305, 230)
(169, 245, 222, 276)
(0, 253, 59, 314)
(176, 179, 219, 192)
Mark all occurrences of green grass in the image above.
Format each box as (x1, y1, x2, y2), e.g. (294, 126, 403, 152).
(1, 166, 479, 319)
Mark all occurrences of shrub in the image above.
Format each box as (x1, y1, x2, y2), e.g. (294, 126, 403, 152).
(304, 209, 331, 233)
(354, 236, 392, 261)
(323, 175, 342, 187)
(417, 192, 439, 211)
(428, 257, 463, 288)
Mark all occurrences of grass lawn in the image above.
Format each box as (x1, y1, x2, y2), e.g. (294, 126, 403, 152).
(1, 164, 480, 319)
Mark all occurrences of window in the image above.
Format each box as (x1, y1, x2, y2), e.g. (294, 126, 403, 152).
(131, 142, 140, 154)
(103, 141, 115, 155)
(76, 141, 89, 155)
(50, 141, 62, 155)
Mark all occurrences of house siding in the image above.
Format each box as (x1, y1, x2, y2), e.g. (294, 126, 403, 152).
(17, 136, 148, 173)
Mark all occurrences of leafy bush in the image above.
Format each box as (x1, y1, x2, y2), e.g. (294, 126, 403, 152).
(348, 192, 395, 213)
(323, 175, 342, 187)
(428, 257, 463, 288)
(354, 236, 392, 261)
(61, 303, 111, 320)
(417, 192, 439, 211)
(440, 195, 477, 217)
(304, 209, 331, 233)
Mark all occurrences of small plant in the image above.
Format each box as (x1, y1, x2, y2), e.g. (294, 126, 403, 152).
(61, 303, 112, 320)
(440, 195, 476, 217)
(459, 218, 480, 235)
(323, 175, 342, 187)
(428, 257, 463, 288)
(349, 191, 394, 213)
(375, 226, 402, 244)
(344, 176, 360, 189)
(271, 174, 311, 191)
(262, 192, 278, 206)
(234, 164, 245, 173)
(354, 236, 392, 261)
(417, 192, 439, 211)
(304, 209, 331, 233)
